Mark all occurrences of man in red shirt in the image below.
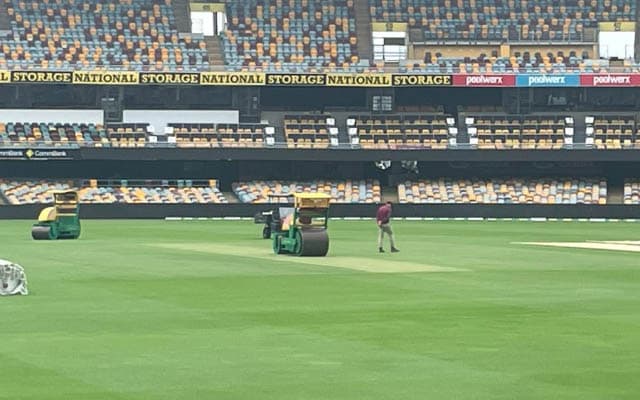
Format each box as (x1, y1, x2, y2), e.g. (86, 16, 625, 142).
(377, 201, 399, 253)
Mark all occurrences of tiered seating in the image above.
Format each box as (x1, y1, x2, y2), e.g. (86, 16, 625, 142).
(400, 49, 622, 73)
(0, 122, 108, 146)
(0, 179, 227, 203)
(106, 123, 150, 147)
(167, 123, 273, 147)
(397, 105, 443, 113)
(468, 116, 521, 149)
(223, 0, 358, 71)
(2, 0, 208, 71)
(467, 115, 569, 149)
(398, 178, 606, 204)
(0, 180, 74, 204)
(217, 123, 272, 147)
(348, 114, 454, 149)
(232, 179, 381, 203)
(77, 179, 227, 203)
(283, 115, 336, 148)
(168, 123, 216, 147)
(586, 115, 637, 149)
(371, 0, 634, 42)
(624, 181, 640, 204)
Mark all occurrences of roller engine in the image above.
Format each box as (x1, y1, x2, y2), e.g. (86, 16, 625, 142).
(254, 194, 294, 239)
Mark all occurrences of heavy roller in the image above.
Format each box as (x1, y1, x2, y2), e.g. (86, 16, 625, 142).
(31, 190, 81, 240)
(272, 193, 330, 257)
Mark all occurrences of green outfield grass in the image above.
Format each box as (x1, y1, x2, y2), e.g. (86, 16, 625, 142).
(1, 219, 640, 399)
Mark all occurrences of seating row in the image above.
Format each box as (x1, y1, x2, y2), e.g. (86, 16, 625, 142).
(347, 114, 456, 149)
(1, 114, 639, 149)
(623, 181, 640, 204)
(398, 178, 607, 204)
(0, 179, 227, 203)
(400, 52, 637, 74)
(232, 179, 381, 203)
(166, 123, 274, 148)
(371, 0, 634, 41)
(0, 122, 276, 147)
(466, 115, 571, 149)
(1, 178, 615, 205)
(586, 115, 638, 149)
(284, 115, 338, 148)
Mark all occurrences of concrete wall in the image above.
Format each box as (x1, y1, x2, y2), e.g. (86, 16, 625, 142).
(3, 203, 640, 219)
(123, 110, 239, 134)
(0, 109, 103, 124)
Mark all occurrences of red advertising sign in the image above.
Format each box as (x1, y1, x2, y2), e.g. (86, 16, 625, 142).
(452, 74, 516, 87)
(580, 74, 640, 87)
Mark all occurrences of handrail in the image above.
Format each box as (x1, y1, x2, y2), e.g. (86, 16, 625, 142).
(2, 64, 639, 74)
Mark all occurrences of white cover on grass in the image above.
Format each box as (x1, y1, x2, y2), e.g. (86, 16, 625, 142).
(0, 260, 28, 296)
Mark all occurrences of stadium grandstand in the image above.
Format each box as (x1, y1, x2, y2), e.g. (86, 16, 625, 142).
(0, 0, 636, 72)
(3, 2, 640, 399)
(0, 0, 639, 216)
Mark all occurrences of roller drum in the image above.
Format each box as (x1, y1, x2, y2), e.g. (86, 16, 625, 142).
(296, 228, 329, 257)
(32, 226, 53, 240)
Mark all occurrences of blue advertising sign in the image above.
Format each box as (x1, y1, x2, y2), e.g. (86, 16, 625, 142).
(516, 74, 580, 87)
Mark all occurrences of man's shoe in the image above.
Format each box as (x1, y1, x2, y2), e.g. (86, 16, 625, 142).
(379, 247, 385, 253)
(391, 247, 400, 253)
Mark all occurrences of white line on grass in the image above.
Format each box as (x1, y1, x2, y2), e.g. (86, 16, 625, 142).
(514, 241, 640, 253)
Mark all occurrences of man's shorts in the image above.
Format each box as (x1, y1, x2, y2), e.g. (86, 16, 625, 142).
(379, 223, 393, 234)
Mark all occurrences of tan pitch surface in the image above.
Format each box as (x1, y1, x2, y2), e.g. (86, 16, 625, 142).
(154, 243, 466, 273)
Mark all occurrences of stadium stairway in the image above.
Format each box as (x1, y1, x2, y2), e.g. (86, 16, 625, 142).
(172, 0, 193, 33)
(261, 112, 288, 144)
(608, 176, 624, 205)
(222, 192, 240, 203)
(337, 121, 351, 146)
(354, 0, 373, 61)
(322, 112, 351, 146)
(274, 125, 287, 144)
(0, 0, 10, 33)
(454, 116, 469, 146)
(573, 116, 587, 146)
(204, 36, 226, 68)
(382, 187, 399, 204)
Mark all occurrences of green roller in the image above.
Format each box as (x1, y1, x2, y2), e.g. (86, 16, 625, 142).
(32, 191, 81, 240)
(271, 193, 330, 257)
